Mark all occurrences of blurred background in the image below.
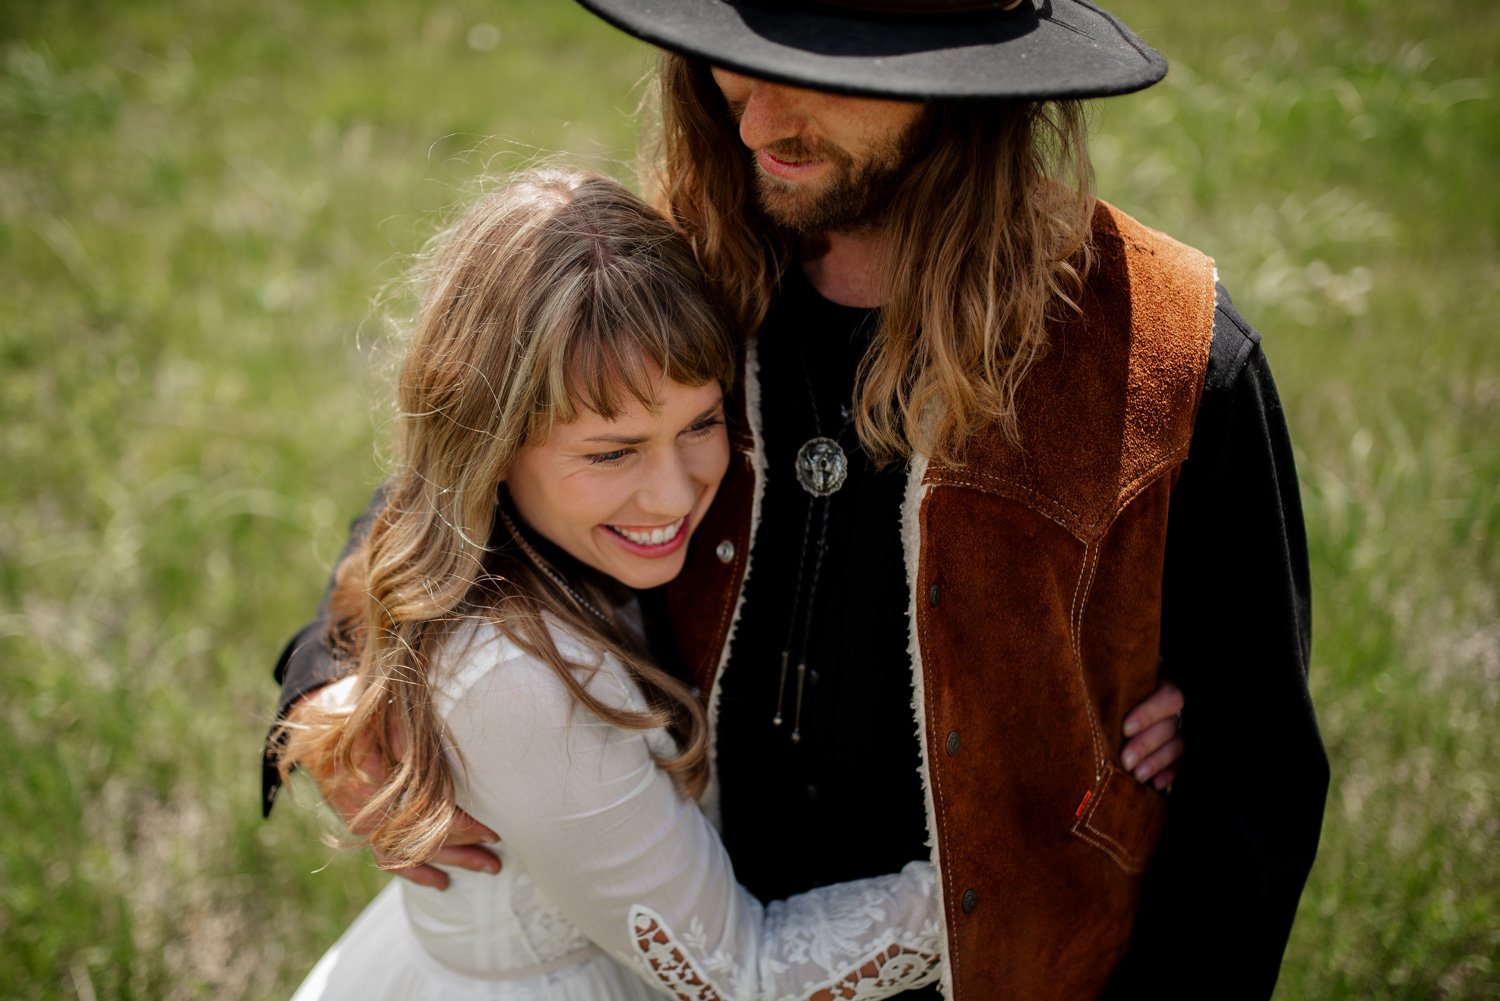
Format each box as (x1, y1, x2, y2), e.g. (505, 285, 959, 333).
(1, 0, 1495, 997)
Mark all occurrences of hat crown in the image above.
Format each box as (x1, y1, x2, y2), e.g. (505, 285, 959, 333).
(805, 0, 1026, 12)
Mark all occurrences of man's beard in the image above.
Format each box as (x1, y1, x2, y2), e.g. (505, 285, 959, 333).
(750, 118, 927, 234)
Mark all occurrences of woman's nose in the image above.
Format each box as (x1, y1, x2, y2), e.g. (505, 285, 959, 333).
(638, 452, 698, 517)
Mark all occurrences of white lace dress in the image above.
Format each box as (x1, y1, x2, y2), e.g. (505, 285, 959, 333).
(291, 619, 943, 1001)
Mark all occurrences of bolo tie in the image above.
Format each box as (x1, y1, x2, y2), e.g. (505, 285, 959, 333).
(772, 341, 852, 744)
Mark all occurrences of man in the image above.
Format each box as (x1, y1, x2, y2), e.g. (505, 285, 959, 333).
(268, 1, 1327, 998)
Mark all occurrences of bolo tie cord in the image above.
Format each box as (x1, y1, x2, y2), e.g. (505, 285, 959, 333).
(772, 494, 833, 743)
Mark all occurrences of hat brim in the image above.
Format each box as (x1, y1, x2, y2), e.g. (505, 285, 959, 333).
(574, 0, 1167, 101)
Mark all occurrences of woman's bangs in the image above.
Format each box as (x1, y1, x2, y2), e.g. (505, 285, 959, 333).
(558, 286, 732, 422)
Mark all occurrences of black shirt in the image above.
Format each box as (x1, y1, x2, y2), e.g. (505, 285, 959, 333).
(713, 270, 929, 898)
(713, 272, 941, 1000)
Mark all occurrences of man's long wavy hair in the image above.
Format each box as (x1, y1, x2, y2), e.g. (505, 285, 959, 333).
(646, 54, 1096, 465)
(275, 168, 733, 868)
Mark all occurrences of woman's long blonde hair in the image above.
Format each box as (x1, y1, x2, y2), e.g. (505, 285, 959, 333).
(277, 168, 734, 868)
(647, 54, 1096, 465)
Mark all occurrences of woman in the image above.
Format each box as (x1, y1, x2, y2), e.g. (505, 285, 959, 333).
(279, 168, 943, 1000)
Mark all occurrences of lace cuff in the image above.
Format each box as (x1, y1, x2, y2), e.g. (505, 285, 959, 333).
(630, 903, 942, 1001)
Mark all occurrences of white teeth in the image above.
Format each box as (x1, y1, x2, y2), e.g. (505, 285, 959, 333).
(610, 518, 684, 546)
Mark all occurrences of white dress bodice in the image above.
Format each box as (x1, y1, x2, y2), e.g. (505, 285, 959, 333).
(293, 616, 943, 1001)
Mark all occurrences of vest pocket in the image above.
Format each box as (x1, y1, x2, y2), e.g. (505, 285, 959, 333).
(1068, 765, 1168, 874)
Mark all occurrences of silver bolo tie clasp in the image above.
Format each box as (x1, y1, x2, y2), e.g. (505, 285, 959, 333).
(794, 435, 849, 497)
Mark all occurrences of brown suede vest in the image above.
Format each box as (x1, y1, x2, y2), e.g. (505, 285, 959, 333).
(665, 202, 1217, 999)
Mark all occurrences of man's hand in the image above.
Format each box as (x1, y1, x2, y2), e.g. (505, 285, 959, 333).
(389, 813, 502, 891)
(1120, 679, 1185, 791)
(290, 676, 502, 890)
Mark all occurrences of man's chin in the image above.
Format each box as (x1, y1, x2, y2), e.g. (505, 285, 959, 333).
(753, 168, 899, 235)
(756, 193, 823, 233)
(755, 182, 852, 234)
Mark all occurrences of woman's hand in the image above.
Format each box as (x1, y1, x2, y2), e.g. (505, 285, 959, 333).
(290, 676, 502, 890)
(1120, 679, 1185, 790)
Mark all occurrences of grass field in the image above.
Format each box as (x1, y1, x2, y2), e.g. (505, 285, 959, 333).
(2, 1, 1496, 997)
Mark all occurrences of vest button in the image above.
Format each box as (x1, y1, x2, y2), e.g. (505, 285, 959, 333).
(928, 582, 940, 607)
(961, 889, 978, 915)
(715, 540, 735, 563)
(946, 730, 961, 756)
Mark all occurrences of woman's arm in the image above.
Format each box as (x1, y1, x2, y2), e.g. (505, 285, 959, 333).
(439, 622, 943, 1001)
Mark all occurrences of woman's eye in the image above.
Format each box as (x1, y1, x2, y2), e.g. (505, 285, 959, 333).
(587, 449, 631, 465)
(686, 416, 724, 437)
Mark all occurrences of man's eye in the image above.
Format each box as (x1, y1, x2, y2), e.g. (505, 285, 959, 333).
(587, 449, 630, 465)
(687, 417, 725, 436)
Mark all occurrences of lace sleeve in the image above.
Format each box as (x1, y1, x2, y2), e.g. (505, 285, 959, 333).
(627, 865, 941, 1001)
(438, 623, 943, 1001)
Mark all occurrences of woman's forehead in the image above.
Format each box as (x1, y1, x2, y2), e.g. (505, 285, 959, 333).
(555, 378, 724, 439)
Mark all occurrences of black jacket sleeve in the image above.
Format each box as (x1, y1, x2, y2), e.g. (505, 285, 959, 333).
(260, 485, 386, 816)
(1104, 287, 1330, 999)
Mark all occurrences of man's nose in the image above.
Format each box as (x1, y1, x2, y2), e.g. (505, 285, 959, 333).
(732, 77, 806, 151)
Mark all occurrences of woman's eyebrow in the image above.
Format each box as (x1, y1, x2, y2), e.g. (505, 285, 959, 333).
(579, 432, 647, 445)
(687, 397, 726, 425)
(577, 397, 725, 445)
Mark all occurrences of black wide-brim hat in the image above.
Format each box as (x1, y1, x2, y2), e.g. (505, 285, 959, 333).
(574, 0, 1167, 100)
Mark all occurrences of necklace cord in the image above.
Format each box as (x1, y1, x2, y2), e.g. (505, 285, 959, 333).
(497, 507, 613, 629)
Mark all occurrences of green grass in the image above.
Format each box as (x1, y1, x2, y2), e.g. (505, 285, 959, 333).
(2, 0, 1496, 997)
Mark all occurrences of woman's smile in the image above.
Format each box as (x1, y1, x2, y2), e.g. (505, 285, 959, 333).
(604, 517, 688, 550)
